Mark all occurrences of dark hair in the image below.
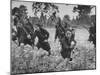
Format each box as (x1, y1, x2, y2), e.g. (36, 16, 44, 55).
(12, 7, 20, 15)
(65, 28, 72, 33)
(36, 23, 42, 27)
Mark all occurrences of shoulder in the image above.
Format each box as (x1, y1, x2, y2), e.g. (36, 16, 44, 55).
(41, 28, 48, 32)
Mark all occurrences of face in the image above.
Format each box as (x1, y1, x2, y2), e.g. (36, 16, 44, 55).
(15, 12, 19, 16)
(34, 25, 40, 31)
(65, 31, 72, 38)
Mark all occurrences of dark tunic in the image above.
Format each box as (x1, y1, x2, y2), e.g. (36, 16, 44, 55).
(16, 21, 35, 46)
(89, 25, 96, 46)
(60, 34, 76, 59)
(17, 25, 32, 46)
(34, 28, 51, 54)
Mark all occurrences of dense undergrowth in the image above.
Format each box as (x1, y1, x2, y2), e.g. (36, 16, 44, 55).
(11, 40, 96, 75)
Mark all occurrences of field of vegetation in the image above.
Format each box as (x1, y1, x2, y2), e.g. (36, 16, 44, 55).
(11, 27, 96, 75)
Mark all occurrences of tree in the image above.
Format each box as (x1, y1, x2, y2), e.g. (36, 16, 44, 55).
(63, 15, 71, 22)
(73, 5, 95, 25)
(32, 2, 59, 17)
(62, 15, 71, 28)
(73, 5, 94, 16)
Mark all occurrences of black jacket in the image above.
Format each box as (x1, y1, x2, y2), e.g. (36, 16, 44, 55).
(61, 33, 76, 49)
(34, 28, 49, 42)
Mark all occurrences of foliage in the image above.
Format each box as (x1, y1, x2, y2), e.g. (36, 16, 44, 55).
(72, 5, 95, 26)
(11, 38, 96, 74)
(62, 15, 71, 26)
(32, 2, 59, 16)
(73, 5, 94, 16)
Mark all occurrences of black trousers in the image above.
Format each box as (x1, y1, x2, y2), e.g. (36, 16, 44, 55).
(61, 48, 72, 59)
